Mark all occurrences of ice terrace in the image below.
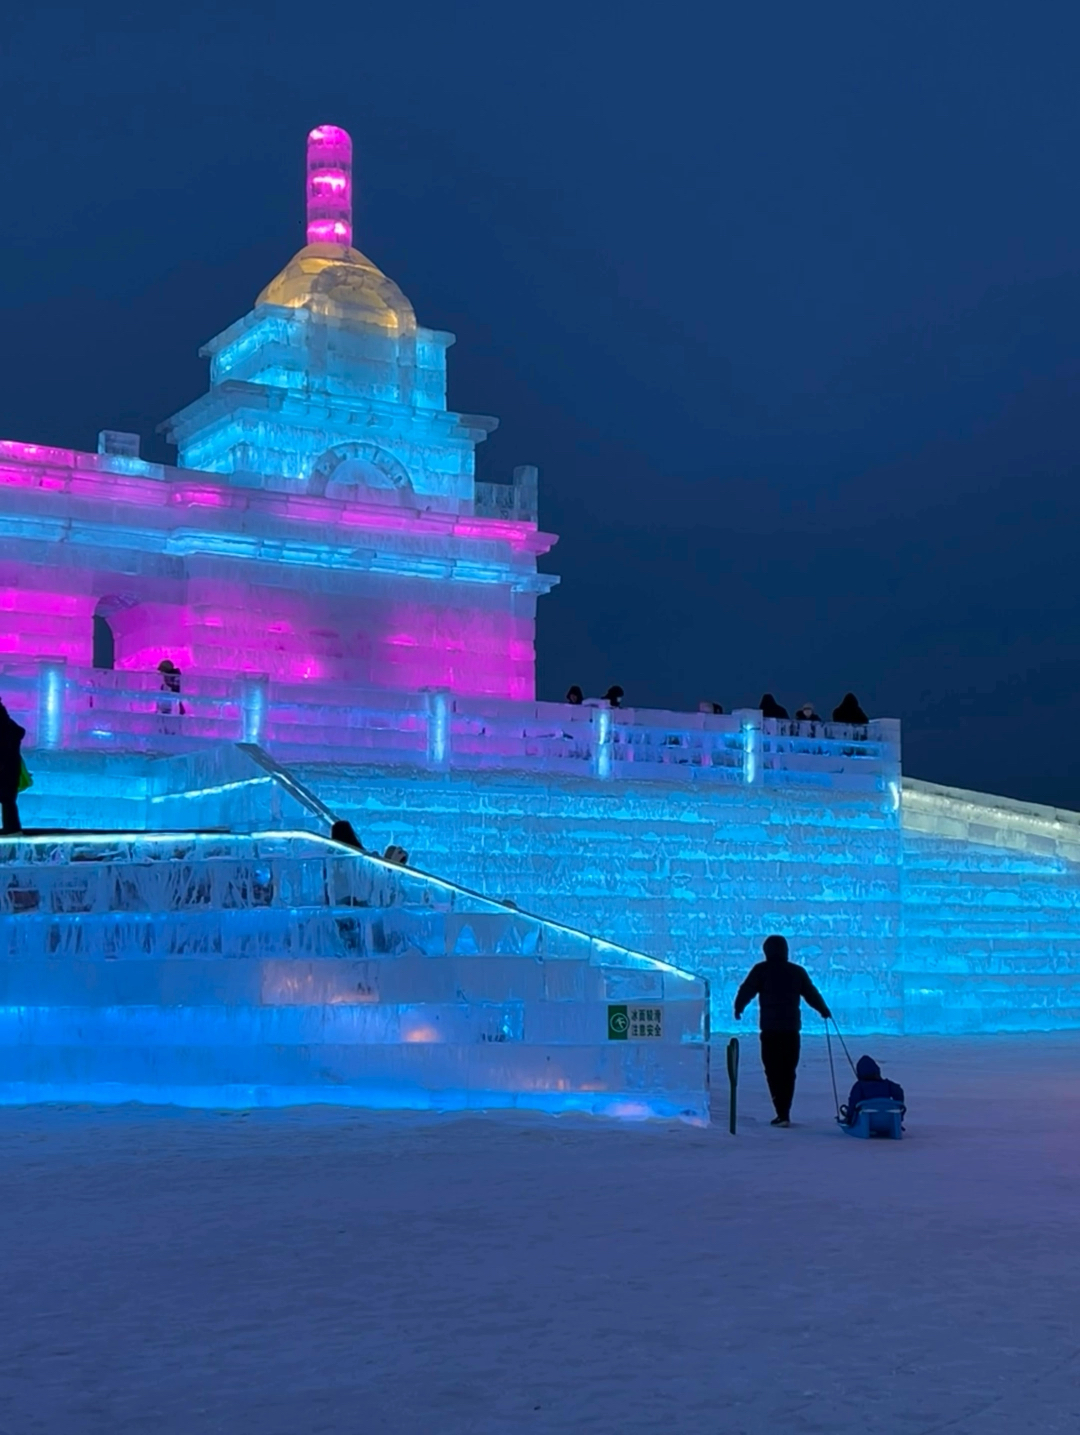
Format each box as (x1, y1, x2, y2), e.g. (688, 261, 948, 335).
(7, 663, 1080, 1038)
(0, 660, 900, 791)
(0, 829, 708, 1121)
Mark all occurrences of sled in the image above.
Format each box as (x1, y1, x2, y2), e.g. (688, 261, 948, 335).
(840, 1097, 905, 1140)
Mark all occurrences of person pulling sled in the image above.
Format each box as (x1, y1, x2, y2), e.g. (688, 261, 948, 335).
(734, 935, 831, 1127)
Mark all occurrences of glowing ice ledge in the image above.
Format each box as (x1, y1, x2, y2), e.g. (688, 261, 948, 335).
(0, 831, 709, 1122)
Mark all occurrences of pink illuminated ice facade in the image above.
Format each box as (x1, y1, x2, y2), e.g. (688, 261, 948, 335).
(0, 442, 550, 695)
(306, 124, 352, 247)
(0, 125, 557, 700)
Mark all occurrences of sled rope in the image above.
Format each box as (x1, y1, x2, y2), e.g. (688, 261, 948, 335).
(825, 1016, 857, 1125)
(830, 1017, 858, 1076)
(825, 1020, 841, 1121)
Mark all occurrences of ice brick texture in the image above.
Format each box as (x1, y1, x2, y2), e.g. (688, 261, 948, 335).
(900, 779, 1080, 1032)
(13, 757, 1080, 1038)
(288, 764, 906, 1033)
(0, 832, 708, 1121)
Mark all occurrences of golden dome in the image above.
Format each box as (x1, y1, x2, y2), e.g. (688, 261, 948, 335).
(256, 243, 416, 333)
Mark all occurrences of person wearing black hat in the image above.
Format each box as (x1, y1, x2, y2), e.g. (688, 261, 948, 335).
(734, 934, 831, 1126)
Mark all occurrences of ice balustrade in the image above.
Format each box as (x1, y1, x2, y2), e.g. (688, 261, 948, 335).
(0, 660, 899, 791)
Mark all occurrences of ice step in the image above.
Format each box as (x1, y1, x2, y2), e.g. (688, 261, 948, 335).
(0, 830, 710, 1121)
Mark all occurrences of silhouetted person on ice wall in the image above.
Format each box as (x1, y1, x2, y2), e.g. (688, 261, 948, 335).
(565, 685, 583, 705)
(0, 700, 27, 836)
(603, 685, 624, 708)
(759, 693, 788, 720)
(330, 819, 365, 851)
(734, 934, 831, 1126)
(832, 692, 868, 724)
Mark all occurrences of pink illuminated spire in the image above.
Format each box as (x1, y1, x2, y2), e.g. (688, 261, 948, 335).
(306, 124, 353, 247)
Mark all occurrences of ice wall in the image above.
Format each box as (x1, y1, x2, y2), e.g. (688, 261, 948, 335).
(14, 747, 1080, 1037)
(0, 831, 708, 1121)
(900, 779, 1080, 1031)
(280, 763, 906, 1033)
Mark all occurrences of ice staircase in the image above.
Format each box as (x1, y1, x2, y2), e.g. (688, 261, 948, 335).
(0, 830, 709, 1122)
(900, 834, 1080, 1031)
(899, 779, 1080, 1031)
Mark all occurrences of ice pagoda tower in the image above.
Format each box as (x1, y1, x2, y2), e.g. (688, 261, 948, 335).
(0, 125, 556, 697)
(166, 126, 509, 511)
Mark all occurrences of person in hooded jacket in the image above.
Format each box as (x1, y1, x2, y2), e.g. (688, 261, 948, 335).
(734, 934, 831, 1126)
(832, 692, 868, 724)
(759, 693, 789, 720)
(842, 1055, 905, 1125)
(0, 700, 27, 835)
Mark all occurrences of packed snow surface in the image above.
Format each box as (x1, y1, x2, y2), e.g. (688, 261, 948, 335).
(1, 1034, 1077, 1434)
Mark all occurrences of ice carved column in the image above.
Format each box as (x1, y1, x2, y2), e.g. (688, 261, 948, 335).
(37, 659, 66, 750)
(873, 717, 903, 820)
(239, 675, 269, 746)
(734, 708, 763, 786)
(425, 689, 450, 770)
(594, 705, 613, 780)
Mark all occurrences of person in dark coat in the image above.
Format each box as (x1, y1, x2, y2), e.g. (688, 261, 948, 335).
(842, 1055, 905, 1125)
(759, 693, 789, 719)
(566, 685, 584, 705)
(0, 701, 27, 835)
(603, 685, 624, 708)
(734, 934, 831, 1126)
(832, 692, 868, 724)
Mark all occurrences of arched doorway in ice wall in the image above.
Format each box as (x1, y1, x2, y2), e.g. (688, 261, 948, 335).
(92, 610, 115, 670)
(94, 596, 191, 674)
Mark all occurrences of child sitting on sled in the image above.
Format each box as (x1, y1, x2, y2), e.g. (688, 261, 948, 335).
(841, 1054, 905, 1126)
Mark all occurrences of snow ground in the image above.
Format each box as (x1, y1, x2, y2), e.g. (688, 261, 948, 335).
(1, 1034, 1078, 1435)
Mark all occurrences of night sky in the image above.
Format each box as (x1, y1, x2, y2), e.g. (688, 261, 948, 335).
(3, 3, 1078, 806)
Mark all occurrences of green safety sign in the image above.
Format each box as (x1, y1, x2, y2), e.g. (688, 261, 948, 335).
(608, 1005, 629, 1040)
(607, 1004, 663, 1040)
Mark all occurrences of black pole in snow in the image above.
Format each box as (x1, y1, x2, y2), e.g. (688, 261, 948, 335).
(726, 1036, 740, 1135)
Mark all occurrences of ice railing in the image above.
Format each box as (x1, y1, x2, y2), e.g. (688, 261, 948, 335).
(0, 661, 900, 792)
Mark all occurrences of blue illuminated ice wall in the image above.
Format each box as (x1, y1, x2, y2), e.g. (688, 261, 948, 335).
(293, 762, 908, 1032)
(294, 766, 1080, 1034)
(0, 828, 709, 1119)
(21, 743, 1080, 1035)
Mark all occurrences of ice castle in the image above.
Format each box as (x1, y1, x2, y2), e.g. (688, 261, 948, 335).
(0, 125, 1077, 1115)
